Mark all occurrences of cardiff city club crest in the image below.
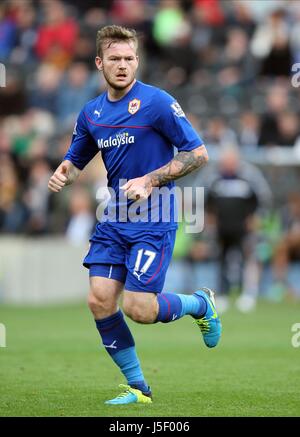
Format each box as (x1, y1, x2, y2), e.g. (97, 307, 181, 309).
(128, 98, 141, 115)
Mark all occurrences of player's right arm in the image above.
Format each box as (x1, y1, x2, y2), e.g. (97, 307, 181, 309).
(48, 160, 81, 193)
(48, 107, 99, 193)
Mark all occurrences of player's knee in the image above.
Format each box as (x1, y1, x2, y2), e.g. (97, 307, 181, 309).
(123, 304, 148, 323)
(87, 291, 115, 317)
(123, 292, 157, 324)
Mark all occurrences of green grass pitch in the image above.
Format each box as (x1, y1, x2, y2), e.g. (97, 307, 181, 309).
(1, 299, 300, 417)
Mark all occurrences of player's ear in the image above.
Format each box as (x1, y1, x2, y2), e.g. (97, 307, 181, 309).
(95, 56, 103, 71)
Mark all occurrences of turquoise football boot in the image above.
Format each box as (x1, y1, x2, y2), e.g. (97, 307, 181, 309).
(193, 287, 222, 348)
(105, 384, 152, 405)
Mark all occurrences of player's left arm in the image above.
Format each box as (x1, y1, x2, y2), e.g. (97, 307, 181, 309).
(148, 144, 208, 186)
(122, 91, 208, 201)
(122, 145, 208, 200)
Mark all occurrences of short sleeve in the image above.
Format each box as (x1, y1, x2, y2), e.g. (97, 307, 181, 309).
(64, 108, 99, 170)
(150, 90, 203, 151)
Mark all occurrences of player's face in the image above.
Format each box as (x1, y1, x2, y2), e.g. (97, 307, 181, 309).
(96, 41, 139, 91)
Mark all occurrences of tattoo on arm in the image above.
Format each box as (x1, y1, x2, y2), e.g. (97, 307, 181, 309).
(148, 146, 208, 187)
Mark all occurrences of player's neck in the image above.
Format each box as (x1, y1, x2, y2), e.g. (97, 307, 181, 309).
(107, 79, 136, 102)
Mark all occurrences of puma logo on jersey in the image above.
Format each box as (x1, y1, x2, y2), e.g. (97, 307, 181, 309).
(94, 109, 102, 117)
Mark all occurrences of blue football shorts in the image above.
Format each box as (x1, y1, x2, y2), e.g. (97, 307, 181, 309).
(83, 222, 176, 293)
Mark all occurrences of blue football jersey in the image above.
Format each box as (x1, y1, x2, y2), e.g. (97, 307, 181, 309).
(64, 80, 203, 231)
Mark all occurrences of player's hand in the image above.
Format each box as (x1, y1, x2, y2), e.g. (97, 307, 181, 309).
(120, 175, 153, 201)
(48, 164, 69, 193)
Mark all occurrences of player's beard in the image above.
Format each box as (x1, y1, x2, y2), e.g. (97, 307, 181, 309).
(103, 68, 135, 91)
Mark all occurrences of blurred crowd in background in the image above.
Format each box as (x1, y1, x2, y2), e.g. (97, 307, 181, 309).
(1, 0, 300, 301)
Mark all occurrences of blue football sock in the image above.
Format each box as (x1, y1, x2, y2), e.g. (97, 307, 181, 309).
(156, 292, 207, 323)
(95, 310, 148, 393)
(178, 293, 207, 318)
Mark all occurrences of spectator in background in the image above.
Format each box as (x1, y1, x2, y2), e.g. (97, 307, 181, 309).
(152, 0, 185, 48)
(11, 111, 36, 157)
(195, 145, 272, 312)
(0, 122, 11, 154)
(289, 1, 300, 62)
(193, 0, 225, 27)
(190, 2, 214, 62)
(276, 111, 300, 147)
(23, 158, 52, 234)
(242, 0, 286, 22)
(57, 62, 99, 127)
(9, 0, 37, 67)
(0, 70, 26, 116)
(270, 192, 300, 299)
(65, 186, 94, 245)
(35, 0, 78, 69)
(258, 83, 289, 146)
(0, 153, 28, 233)
(217, 27, 253, 88)
(72, 30, 99, 70)
(204, 116, 237, 147)
(152, 0, 197, 86)
(227, 0, 256, 37)
(7, 109, 55, 159)
(251, 8, 292, 78)
(110, 0, 149, 29)
(239, 111, 259, 150)
(0, 3, 17, 60)
(163, 21, 198, 87)
(28, 63, 62, 114)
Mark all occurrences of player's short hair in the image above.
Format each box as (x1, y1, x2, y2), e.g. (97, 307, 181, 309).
(96, 25, 138, 57)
